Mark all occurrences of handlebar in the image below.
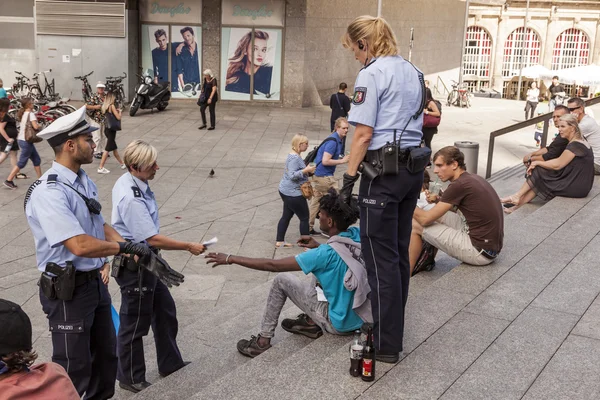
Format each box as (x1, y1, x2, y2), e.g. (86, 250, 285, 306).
(74, 71, 94, 80)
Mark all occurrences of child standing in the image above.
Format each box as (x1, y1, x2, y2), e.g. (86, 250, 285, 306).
(533, 110, 544, 147)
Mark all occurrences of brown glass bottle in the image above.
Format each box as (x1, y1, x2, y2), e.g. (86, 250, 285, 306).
(361, 327, 375, 382)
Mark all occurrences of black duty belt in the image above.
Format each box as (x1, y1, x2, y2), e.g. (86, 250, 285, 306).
(364, 148, 412, 165)
(75, 269, 99, 286)
(477, 248, 499, 260)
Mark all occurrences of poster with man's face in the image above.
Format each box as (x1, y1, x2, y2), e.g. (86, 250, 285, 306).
(141, 24, 169, 84)
(220, 27, 282, 101)
(170, 25, 202, 99)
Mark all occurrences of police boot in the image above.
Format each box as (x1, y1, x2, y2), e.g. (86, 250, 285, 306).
(119, 380, 152, 393)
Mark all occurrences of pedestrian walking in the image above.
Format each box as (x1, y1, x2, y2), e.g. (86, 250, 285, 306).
(525, 81, 539, 120)
(329, 83, 351, 131)
(23, 106, 180, 398)
(0, 98, 20, 170)
(339, 15, 426, 364)
(86, 82, 106, 159)
(97, 92, 125, 174)
(111, 140, 204, 393)
(4, 98, 42, 190)
(198, 69, 218, 131)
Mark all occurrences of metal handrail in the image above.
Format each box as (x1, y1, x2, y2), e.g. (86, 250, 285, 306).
(434, 76, 449, 97)
(485, 96, 600, 179)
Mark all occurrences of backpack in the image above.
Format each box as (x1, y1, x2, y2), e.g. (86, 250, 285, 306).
(303, 137, 337, 166)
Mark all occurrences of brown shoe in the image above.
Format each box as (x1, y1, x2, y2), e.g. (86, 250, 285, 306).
(237, 335, 271, 358)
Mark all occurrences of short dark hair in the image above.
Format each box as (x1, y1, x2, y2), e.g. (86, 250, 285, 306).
(568, 97, 585, 108)
(154, 29, 167, 40)
(180, 26, 194, 36)
(1, 350, 37, 374)
(552, 75, 559, 80)
(0, 98, 9, 113)
(422, 169, 431, 190)
(434, 146, 466, 170)
(554, 105, 569, 113)
(319, 188, 359, 231)
(339, 82, 347, 90)
(426, 87, 433, 102)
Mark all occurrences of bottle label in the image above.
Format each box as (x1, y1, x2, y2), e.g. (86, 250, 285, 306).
(362, 359, 372, 377)
(350, 344, 363, 359)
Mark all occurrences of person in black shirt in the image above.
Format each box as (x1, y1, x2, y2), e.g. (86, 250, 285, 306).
(522, 105, 569, 165)
(225, 30, 274, 96)
(0, 98, 19, 169)
(548, 76, 566, 111)
(198, 69, 218, 130)
(329, 83, 351, 131)
(151, 29, 169, 84)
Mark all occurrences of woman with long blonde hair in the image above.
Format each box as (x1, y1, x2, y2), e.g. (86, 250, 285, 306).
(338, 15, 426, 364)
(225, 30, 273, 95)
(98, 91, 125, 173)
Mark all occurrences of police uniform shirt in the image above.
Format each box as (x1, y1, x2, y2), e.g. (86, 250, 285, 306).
(111, 172, 159, 243)
(348, 56, 423, 150)
(26, 161, 106, 272)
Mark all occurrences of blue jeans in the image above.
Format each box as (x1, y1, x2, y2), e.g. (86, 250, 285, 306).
(17, 140, 41, 169)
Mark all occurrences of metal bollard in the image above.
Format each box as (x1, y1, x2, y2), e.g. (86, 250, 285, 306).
(454, 141, 479, 175)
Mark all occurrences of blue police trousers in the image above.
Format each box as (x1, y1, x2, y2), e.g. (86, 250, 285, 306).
(358, 166, 423, 354)
(39, 273, 117, 400)
(115, 268, 184, 384)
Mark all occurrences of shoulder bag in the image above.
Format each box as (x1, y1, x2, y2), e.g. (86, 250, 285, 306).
(105, 110, 122, 131)
(24, 112, 43, 144)
(285, 157, 313, 200)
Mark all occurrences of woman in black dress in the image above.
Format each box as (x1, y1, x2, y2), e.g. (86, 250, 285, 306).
(501, 114, 594, 213)
(97, 92, 125, 174)
(198, 69, 218, 130)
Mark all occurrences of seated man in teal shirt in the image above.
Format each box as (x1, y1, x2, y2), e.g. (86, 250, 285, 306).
(206, 189, 370, 358)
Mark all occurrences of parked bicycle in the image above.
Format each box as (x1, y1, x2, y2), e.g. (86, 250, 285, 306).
(447, 80, 472, 108)
(74, 71, 94, 102)
(106, 72, 127, 109)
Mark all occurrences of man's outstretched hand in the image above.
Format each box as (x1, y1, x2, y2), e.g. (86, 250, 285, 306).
(205, 252, 230, 268)
(139, 252, 185, 287)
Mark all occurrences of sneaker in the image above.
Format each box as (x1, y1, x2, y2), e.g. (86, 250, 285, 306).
(412, 241, 437, 276)
(281, 313, 323, 339)
(97, 167, 110, 174)
(120, 164, 127, 170)
(309, 229, 319, 235)
(3, 180, 17, 190)
(236, 335, 271, 358)
(93, 153, 103, 159)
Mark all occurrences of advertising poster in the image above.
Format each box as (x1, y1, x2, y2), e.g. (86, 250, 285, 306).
(220, 27, 282, 101)
(170, 25, 202, 99)
(141, 25, 170, 83)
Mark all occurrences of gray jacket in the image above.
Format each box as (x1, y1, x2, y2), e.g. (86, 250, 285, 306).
(327, 235, 373, 323)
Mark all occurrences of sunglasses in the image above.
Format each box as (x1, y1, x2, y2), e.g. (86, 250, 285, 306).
(568, 106, 581, 112)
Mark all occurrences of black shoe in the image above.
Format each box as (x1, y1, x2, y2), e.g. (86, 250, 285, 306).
(208, 126, 215, 130)
(281, 313, 323, 339)
(412, 241, 437, 276)
(376, 352, 400, 364)
(158, 361, 191, 378)
(237, 334, 272, 358)
(198, 125, 207, 130)
(309, 229, 318, 235)
(119, 381, 152, 393)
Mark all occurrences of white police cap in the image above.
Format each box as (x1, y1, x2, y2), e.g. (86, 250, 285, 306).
(38, 106, 98, 147)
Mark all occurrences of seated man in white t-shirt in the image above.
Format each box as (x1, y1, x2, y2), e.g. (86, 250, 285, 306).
(568, 97, 600, 174)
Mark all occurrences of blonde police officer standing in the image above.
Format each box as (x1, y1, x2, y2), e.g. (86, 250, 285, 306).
(340, 16, 426, 364)
(24, 107, 184, 399)
(111, 140, 205, 393)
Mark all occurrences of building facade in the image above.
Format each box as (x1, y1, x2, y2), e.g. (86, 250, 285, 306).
(0, 0, 467, 107)
(464, 0, 600, 98)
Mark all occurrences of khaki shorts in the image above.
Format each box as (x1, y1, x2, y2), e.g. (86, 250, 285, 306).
(422, 212, 494, 266)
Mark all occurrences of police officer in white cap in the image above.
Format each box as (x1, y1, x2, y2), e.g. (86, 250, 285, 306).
(339, 16, 427, 364)
(24, 106, 184, 398)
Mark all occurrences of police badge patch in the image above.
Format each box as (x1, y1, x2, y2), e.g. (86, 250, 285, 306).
(352, 87, 367, 105)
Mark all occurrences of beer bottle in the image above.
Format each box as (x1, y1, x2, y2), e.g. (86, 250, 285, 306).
(361, 327, 375, 382)
(349, 329, 363, 377)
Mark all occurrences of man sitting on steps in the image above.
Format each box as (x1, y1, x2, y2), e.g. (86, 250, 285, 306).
(522, 105, 569, 164)
(410, 146, 504, 275)
(206, 189, 371, 358)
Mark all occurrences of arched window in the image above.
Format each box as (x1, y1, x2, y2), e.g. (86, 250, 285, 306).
(502, 27, 541, 77)
(551, 29, 589, 70)
(463, 26, 492, 78)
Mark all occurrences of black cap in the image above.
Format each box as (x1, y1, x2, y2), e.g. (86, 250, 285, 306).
(0, 299, 32, 356)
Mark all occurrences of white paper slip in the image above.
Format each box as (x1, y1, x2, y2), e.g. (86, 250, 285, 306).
(316, 286, 328, 302)
(203, 237, 218, 247)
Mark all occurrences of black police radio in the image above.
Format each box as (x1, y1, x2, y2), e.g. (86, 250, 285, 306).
(47, 174, 102, 215)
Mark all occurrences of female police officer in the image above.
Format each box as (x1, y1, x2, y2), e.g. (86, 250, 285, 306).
(111, 140, 205, 393)
(340, 16, 425, 364)
(25, 107, 182, 399)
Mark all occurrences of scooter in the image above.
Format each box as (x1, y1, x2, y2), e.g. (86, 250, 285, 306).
(129, 69, 171, 117)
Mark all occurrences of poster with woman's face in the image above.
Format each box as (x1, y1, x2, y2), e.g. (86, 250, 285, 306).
(141, 25, 169, 84)
(170, 25, 202, 99)
(220, 27, 282, 101)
